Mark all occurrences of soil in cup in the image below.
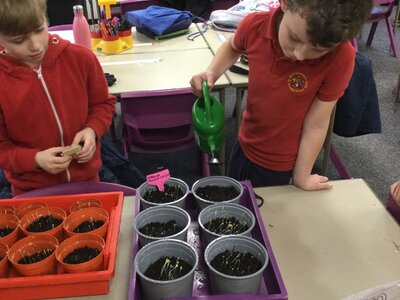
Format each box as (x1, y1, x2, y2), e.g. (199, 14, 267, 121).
(144, 256, 192, 281)
(0, 226, 14, 237)
(73, 220, 105, 233)
(210, 250, 262, 276)
(63, 246, 100, 264)
(27, 215, 62, 232)
(204, 217, 248, 235)
(139, 220, 182, 237)
(143, 185, 184, 204)
(196, 185, 240, 202)
(18, 249, 54, 264)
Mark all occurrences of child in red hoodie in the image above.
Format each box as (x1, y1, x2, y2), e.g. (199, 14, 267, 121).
(0, 0, 116, 195)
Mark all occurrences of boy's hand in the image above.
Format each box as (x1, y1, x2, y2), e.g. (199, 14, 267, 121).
(35, 147, 73, 174)
(71, 127, 97, 163)
(190, 72, 216, 97)
(293, 174, 333, 191)
(390, 181, 400, 206)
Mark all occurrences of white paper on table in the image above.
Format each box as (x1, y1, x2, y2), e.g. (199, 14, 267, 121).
(341, 280, 400, 300)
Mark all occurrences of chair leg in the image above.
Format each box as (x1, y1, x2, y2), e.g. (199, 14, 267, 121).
(329, 146, 352, 179)
(201, 153, 211, 177)
(366, 22, 378, 46)
(386, 17, 399, 58)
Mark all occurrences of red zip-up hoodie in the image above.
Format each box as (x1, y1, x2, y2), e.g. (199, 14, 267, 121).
(0, 34, 116, 195)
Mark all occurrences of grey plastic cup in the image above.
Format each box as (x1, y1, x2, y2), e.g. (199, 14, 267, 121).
(134, 205, 191, 247)
(192, 176, 244, 211)
(198, 202, 255, 246)
(138, 177, 189, 210)
(204, 235, 269, 295)
(134, 239, 198, 300)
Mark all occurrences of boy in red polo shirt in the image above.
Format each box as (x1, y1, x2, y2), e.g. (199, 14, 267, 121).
(190, 0, 373, 190)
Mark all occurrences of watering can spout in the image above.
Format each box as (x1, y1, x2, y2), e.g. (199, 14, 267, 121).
(192, 81, 225, 157)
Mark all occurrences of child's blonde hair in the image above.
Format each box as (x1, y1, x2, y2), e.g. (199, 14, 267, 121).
(0, 0, 47, 36)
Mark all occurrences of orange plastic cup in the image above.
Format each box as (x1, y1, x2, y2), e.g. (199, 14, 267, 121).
(0, 214, 19, 248)
(8, 234, 59, 276)
(20, 207, 66, 242)
(16, 201, 47, 219)
(0, 241, 9, 278)
(55, 233, 105, 273)
(63, 207, 109, 239)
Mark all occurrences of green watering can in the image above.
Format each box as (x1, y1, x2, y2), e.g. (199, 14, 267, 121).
(192, 81, 225, 165)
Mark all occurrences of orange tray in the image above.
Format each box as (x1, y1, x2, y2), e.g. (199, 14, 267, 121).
(0, 191, 124, 299)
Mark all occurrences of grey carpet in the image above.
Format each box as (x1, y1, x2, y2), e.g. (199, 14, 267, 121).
(119, 13, 400, 204)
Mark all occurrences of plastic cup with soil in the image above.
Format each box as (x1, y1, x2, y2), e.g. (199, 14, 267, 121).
(15, 201, 47, 219)
(0, 241, 9, 278)
(204, 235, 269, 295)
(0, 213, 19, 248)
(20, 206, 66, 242)
(63, 207, 109, 239)
(198, 202, 255, 246)
(55, 233, 105, 273)
(134, 239, 198, 300)
(134, 205, 190, 247)
(69, 198, 103, 213)
(0, 204, 16, 215)
(138, 177, 189, 210)
(7, 234, 59, 276)
(192, 176, 244, 211)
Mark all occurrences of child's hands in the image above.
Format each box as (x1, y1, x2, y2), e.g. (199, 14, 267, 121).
(293, 174, 333, 191)
(35, 147, 73, 174)
(390, 180, 400, 206)
(190, 71, 216, 97)
(71, 127, 97, 163)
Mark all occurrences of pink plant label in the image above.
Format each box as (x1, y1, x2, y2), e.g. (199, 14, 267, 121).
(146, 169, 170, 192)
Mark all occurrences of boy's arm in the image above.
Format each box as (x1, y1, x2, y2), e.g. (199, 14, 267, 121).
(292, 97, 337, 191)
(191, 35, 242, 95)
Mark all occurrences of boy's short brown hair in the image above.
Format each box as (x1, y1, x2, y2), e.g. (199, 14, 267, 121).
(0, 0, 47, 36)
(285, 0, 373, 48)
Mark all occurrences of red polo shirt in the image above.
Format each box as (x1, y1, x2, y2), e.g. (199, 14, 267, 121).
(234, 8, 355, 171)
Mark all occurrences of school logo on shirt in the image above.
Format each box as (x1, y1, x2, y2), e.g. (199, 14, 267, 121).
(288, 72, 308, 92)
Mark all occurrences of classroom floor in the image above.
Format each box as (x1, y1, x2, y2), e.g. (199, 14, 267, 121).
(115, 13, 400, 204)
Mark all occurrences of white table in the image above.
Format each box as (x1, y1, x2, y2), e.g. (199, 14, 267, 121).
(256, 179, 400, 300)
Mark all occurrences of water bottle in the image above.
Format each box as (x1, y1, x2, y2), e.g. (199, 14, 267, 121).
(72, 5, 92, 50)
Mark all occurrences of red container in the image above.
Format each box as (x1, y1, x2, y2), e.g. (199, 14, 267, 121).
(0, 191, 123, 298)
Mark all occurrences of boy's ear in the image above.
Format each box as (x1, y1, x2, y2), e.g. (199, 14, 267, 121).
(280, 0, 287, 12)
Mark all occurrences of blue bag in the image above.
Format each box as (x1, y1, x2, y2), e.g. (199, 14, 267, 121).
(124, 5, 194, 38)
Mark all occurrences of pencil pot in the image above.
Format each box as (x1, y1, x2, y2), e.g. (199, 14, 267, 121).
(100, 35, 123, 54)
(118, 30, 133, 48)
(90, 31, 102, 51)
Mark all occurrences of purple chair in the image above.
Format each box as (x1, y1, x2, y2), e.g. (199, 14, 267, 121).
(120, 89, 210, 177)
(387, 193, 400, 223)
(13, 181, 136, 198)
(366, 0, 398, 58)
(48, 24, 73, 31)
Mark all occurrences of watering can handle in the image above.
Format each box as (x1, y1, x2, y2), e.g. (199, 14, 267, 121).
(202, 81, 213, 123)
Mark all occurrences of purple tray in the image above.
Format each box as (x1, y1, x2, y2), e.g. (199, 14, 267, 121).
(128, 180, 288, 300)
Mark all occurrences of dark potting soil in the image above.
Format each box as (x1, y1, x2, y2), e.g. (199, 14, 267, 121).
(18, 249, 54, 264)
(204, 217, 248, 235)
(73, 220, 105, 233)
(144, 256, 192, 281)
(143, 185, 184, 204)
(0, 227, 14, 237)
(27, 215, 63, 232)
(63, 246, 100, 264)
(139, 220, 182, 237)
(210, 250, 262, 276)
(196, 185, 240, 202)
